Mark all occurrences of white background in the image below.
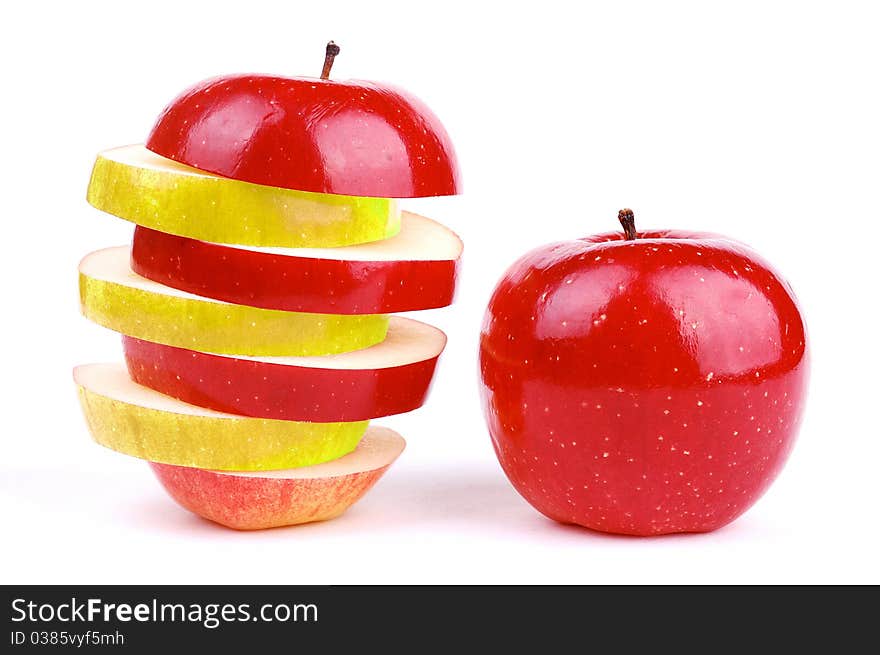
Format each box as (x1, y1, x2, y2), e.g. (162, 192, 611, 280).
(1, 1, 878, 584)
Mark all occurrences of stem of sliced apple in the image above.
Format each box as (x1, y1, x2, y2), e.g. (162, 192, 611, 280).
(321, 41, 341, 80)
(618, 208, 638, 240)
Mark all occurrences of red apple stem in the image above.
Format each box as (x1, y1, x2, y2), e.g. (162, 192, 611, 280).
(618, 208, 638, 240)
(321, 41, 341, 79)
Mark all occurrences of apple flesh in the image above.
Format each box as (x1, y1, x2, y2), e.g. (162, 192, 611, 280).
(480, 222, 809, 536)
(151, 426, 405, 530)
(147, 74, 460, 198)
(75, 363, 367, 470)
(79, 246, 389, 356)
(87, 145, 400, 248)
(131, 212, 462, 314)
(123, 316, 446, 421)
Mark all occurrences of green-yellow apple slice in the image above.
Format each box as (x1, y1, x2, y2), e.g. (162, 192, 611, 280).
(79, 246, 389, 356)
(74, 363, 367, 471)
(150, 426, 405, 530)
(86, 145, 401, 248)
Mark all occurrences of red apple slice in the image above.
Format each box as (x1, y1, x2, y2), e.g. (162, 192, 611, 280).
(123, 316, 446, 422)
(150, 426, 405, 530)
(74, 363, 367, 471)
(131, 212, 462, 314)
(79, 246, 388, 356)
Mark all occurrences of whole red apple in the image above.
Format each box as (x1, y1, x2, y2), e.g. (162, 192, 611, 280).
(479, 210, 809, 536)
(146, 42, 460, 198)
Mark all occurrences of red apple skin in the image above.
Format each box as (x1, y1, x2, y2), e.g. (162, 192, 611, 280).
(130, 225, 459, 314)
(479, 230, 809, 536)
(146, 74, 460, 198)
(151, 463, 391, 530)
(123, 336, 439, 422)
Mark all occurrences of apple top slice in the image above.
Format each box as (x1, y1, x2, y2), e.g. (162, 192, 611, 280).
(205, 427, 405, 480)
(146, 73, 461, 198)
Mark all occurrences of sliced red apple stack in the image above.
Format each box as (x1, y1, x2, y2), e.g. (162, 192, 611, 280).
(75, 43, 461, 529)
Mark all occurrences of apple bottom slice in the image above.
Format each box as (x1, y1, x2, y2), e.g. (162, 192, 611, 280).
(74, 363, 367, 471)
(151, 427, 405, 530)
(123, 316, 446, 422)
(80, 246, 389, 357)
(132, 212, 462, 314)
(87, 145, 401, 248)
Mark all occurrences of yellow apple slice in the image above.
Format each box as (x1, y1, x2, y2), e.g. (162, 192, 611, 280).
(86, 145, 401, 247)
(151, 426, 405, 530)
(79, 246, 389, 356)
(75, 363, 367, 470)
